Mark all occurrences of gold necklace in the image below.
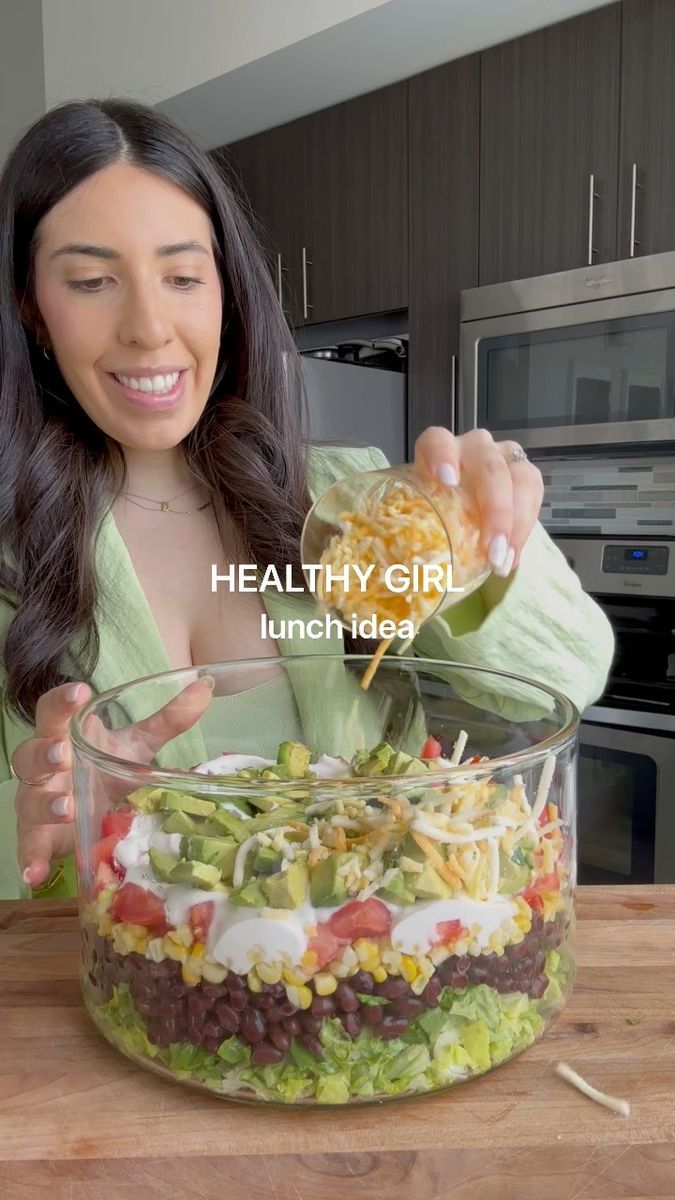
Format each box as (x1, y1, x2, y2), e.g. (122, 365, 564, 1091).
(121, 486, 211, 515)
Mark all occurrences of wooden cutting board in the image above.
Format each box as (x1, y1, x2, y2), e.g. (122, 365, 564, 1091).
(1, 885, 674, 1200)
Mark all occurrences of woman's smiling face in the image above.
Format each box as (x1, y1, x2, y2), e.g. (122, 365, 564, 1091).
(32, 162, 223, 451)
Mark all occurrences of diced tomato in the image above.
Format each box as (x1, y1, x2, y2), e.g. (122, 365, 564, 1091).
(91, 834, 120, 870)
(101, 807, 134, 839)
(420, 735, 443, 760)
(110, 882, 169, 931)
(189, 901, 215, 943)
(522, 872, 560, 912)
(307, 923, 348, 970)
(93, 861, 118, 895)
(327, 898, 392, 941)
(432, 919, 465, 947)
(467, 755, 481, 764)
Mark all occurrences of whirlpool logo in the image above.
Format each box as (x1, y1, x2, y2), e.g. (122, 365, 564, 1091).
(585, 275, 614, 290)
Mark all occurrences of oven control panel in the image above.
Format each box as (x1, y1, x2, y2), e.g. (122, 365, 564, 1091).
(553, 536, 675, 597)
(602, 544, 669, 576)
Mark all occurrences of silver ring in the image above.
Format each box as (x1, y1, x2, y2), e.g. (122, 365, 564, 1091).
(9, 749, 55, 788)
(505, 447, 528, 465)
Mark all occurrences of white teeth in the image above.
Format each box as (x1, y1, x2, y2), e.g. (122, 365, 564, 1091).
(114, 372, 180, 394)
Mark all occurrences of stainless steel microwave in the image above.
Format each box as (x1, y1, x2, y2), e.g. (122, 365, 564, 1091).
(459, 252, 675, 452)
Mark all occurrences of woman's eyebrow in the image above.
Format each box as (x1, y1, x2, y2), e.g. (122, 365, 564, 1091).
(49, 240, 210, 260)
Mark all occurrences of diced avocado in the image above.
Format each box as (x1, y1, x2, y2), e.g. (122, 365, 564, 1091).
(126, 785, 165, 813)
(217, 796, 254, 817)
(263, 861, 309, 909)
(235, 768, 262, 779)
(277, 741, 311, 779)
(162, 809, 200, 836)
(412, 863, 453, 900)
(148, 847, 181, 882)
(246, 794, 287, 813)
(354, 741, 396, 777)
(384, 750, 430, 777)
(206, 808, 251, 842)
(162, 790, 217, 817)
(169, 860, 221, 889)
(246, 808, 305, 836)
(498, 849, 531, 895)
(253, 845, 283, 875)
(185, 834, 238, 876)
(398, 832, 427, 863)
(377, 868, 416, 905)
(229, 878, 268, 907)
(260, 765, 292, 781)
(310, 852, 351, 907)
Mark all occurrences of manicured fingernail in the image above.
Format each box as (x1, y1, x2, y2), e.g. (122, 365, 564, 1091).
(47, 741, 67, 764)
(23, 866, 39, 885)
(51, 796, 70, 818)
(66, 684, 84, 703)
(495, 546, 516, 577)
(488, 534, 509, 572)
(436, 462, 459, 487)
(201, 675, 216, 690)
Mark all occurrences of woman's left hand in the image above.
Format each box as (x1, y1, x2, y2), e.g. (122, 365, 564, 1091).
(414, 426, 544, 577)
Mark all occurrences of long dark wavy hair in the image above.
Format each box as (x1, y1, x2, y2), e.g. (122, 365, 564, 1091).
(0, 98, 371, 724)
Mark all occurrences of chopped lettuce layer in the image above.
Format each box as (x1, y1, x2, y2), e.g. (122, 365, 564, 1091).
(90, 948, 571, 1104)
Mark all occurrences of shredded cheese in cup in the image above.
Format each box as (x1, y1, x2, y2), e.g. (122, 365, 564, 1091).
(301, 467, 490, 689)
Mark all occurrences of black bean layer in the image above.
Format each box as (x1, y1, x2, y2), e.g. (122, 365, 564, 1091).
(83, 909, 568, 1061)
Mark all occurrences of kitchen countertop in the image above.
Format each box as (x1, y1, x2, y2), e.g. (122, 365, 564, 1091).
(1, 886, 674, 1199)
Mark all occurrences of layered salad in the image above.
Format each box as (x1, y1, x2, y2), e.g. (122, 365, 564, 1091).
(82, 734, 573, 1104)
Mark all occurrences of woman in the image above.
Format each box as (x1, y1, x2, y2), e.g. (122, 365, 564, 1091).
(0, 99, 614, 900)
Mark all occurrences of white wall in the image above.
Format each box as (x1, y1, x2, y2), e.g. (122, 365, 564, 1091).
(0, 0, 45, 163)
(41, 0, 393, 107)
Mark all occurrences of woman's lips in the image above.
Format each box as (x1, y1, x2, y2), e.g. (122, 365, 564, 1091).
(108, 370, 187, 410)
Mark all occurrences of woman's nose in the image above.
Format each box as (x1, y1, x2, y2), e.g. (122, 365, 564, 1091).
(118, 284, 172, 349)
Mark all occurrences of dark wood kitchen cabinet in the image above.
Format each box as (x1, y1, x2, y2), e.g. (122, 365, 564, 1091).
(300, 82, 408, 323)
(216, 125, 307, 327)
(408, 55, 479, 441)
(221, 83, 407, 327)
(479, 4, 621, 285)
(618, 0, 675, 259)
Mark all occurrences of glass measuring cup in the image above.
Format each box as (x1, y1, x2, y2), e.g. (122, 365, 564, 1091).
(300, 465, 491, 638)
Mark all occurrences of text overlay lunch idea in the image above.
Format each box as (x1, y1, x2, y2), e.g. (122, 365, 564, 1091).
(211, 563, 465, 639)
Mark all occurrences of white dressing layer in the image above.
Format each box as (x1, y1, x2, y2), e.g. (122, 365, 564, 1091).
(112, 813, 520, 974)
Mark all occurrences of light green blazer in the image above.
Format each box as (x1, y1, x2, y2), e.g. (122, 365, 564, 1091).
(0, 443, 615, 899)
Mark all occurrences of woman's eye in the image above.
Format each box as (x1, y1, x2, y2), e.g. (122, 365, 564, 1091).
(171, 276, 203, 289)
(68, 277, 109, 292)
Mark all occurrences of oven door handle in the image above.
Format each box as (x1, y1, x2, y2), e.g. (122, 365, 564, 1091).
(584, 704, 675, 733)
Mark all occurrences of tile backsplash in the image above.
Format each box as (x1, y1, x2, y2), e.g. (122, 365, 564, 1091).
(534, 455, 675, 536)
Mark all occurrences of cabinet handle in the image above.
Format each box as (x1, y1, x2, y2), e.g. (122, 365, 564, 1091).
(450, 354, 457, 434)
(302, 246, 313, 320)
(629, 162, 643, 258)
(276, 253, 283, 308)
(587, 173, 599, 266)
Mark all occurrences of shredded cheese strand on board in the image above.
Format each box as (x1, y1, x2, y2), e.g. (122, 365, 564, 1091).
(555, 1062, 630, 1118)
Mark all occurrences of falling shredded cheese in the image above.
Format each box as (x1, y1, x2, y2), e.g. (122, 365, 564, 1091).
(450, 730, 468, 766)
(360, 636, 395, 691)
(555, 1062, 630, 1118)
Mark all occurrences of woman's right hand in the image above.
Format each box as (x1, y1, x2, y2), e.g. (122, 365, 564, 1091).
(15, 676, 215, 890)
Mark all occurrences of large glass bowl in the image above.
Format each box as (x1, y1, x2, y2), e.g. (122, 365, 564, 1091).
(72, 655, 578, 1106)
